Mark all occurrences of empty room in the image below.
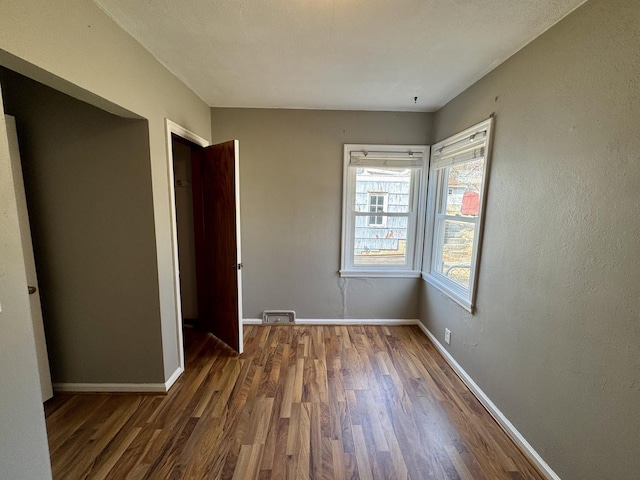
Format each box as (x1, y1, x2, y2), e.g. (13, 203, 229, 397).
(0, 0, 638, 479)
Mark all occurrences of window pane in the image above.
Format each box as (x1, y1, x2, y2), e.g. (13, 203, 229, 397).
(371, 195, 383, 207)
(355, 168, 411, 214)
(369, 215, 385, 226)
(354, 215, 408, 265)
(435, 219, 475, 289)
(445, 158, 484, 216)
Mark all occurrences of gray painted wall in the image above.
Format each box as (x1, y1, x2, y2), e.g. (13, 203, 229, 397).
(211, 108, 431, 319)
(1, 69, 164, 384)
(420, 0, 640, 478)
(0, 1, 204, 477)
(0, 0, 212, 384)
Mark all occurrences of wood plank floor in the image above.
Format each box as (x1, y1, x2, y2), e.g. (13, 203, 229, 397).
(45, 325, 544, 479)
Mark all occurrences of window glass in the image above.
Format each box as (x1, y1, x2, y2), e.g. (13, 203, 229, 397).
(434, 219, 475, 288)
(356, 168, 411, 213)
(355, 215, 409, 266)
(423, 118, 493, 311)
(341, 146, 428, 277)
(444, 159, 484, 216)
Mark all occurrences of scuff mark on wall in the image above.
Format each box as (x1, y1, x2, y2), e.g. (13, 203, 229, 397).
(338, 277, 348, 317)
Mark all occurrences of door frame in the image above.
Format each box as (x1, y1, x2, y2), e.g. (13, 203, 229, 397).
(164, 119, 209, 372)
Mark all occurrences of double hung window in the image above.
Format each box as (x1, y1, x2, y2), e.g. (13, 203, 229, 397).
(340, 145, 428, 277)
(340, 118, 493, 311)
(423, 118, 494, 311)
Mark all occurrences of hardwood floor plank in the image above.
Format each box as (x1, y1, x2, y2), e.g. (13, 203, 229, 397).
(352, 425, 374, 480)
(56, 396, 141, 479)
(104, 426, 158, 480)
(46, 394, 110, 454)
(89, 427, 141, 480)
(296, 402, 312, 479)
(266, 417, 289, 479)
(181, 419, 226, 479)
(45, 326, 545, 480)
(231, 443, 263, 480)
(279, 358, 296, 419)
(446, 444, 477, 480)
(258, 358, 288, 470)
(330, 439, 347, 480)
(286, 402, 301, 456)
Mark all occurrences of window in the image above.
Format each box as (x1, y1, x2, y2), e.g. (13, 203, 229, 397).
(368, 193, 387, 227)
(341, 144, 428, 277)
(423, 118, 494, 311)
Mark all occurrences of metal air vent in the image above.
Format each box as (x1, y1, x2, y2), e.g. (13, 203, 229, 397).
(262, 310, 296, 324)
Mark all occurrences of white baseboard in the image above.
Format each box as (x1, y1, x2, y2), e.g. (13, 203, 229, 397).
(53, 366, 184, 394)
(243, 318, 263, 325)
(53, 382, 168, 394)
(243, 318, 419, 326)
(164, 366, 183, 392)
(414, 321, 561, 480)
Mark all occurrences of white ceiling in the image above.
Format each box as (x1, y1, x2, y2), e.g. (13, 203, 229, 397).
(93, 0, 586, 112)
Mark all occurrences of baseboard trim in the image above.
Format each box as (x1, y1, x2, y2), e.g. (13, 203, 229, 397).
(243, 318, 419, 326)
(164, 366, 183, 392)
(243, 318, 263, 325)
(53, 382, 168, 394)
(414, 321, 561, 480)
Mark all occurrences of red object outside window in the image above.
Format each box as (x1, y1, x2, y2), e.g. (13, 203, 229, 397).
(461, 191, 479, 216)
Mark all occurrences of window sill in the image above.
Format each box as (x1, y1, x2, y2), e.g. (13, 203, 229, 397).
(422, 272, 474, 313)
(340, 269, 422, 279)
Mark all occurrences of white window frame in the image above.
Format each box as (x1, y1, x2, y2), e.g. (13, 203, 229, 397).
(367, 193, 388, 227)
(422, 118, 494, 311)
(340, 144, 428, 278)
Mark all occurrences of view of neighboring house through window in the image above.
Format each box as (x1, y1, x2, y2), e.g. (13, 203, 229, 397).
(340, 122, 493, 310)
(367, 193, 387, 227)
(341, 145, 428, 277)
(356, 171, 408, 264)
(423, 117, 494, 311)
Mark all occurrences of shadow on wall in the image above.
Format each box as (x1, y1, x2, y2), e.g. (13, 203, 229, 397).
(0, 66, 165, 385)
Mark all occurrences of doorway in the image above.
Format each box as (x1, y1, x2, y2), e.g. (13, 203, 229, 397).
(171, 134, 201, 330)
(166, 120, 244, 363)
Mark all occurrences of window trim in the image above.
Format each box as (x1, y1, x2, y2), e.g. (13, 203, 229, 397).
(422, 117, 494, 311)
(340, 144, 429, 278)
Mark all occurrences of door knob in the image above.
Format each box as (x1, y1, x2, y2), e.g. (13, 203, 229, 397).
(28, 286, 37, 295)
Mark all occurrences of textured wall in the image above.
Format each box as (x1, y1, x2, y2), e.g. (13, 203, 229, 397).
(1, 68, 164, 384)
(421, 0, 640, 478)
(0, 2, 210, 476)
(0, 0, 211, 383)
(211, 108, 431, 319)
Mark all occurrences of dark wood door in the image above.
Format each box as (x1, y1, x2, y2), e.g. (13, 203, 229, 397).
(191, 140, 243, 353)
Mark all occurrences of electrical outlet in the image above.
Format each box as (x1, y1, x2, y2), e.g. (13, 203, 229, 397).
(444, 328, 451, 345)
